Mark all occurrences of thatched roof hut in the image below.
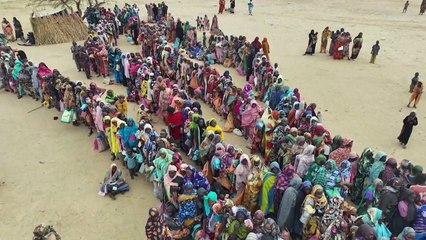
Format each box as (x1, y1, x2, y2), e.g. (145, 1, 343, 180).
(30, 8, 88, 45)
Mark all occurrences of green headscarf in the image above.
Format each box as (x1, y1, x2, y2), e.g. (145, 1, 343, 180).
(153, 148, 172, 180)
(203, 191, 218, 216)
(316, 154, 327, 165)
(368, 151, 387, 184)
(304, 154, 327, 182)
(331, 135, 343, 150)
(413, 165, 424, 175)
(189, 114, 201, 129)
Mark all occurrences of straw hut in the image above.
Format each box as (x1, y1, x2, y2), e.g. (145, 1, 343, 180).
(30, 8, 88, 45)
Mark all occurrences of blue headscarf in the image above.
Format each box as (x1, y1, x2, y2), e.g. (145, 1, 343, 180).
(123, 117, 138, 148)
(369, 151, 387, 184)
(270, 161, 281, 174)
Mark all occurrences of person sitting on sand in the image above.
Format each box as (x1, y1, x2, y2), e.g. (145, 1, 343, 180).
(99, 163, 129, 200)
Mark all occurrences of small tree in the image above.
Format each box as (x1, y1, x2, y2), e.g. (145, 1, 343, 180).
(29, 0, 109, 17)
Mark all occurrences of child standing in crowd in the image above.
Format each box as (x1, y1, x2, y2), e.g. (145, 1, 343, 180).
(124, 148, 138, 179)
(115, 95, 128, 116)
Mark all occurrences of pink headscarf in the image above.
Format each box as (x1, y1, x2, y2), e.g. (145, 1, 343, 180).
(241, 100, 263, 127)
(37, 62, 52, 77)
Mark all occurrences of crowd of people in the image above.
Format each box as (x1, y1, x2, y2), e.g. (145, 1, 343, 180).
(1, 2, 426, 240)
(305, 27, 368, 61)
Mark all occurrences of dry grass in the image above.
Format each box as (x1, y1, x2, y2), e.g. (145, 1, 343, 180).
(30, 13, 88, 45)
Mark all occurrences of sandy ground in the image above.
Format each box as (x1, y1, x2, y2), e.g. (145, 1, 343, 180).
(1, 0, 425, 239)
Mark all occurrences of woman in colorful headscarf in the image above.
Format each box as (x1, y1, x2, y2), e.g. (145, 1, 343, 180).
(357, 178, 383, 215)
(361, 207, 392, 239)
(368, 151, 387, 185)
(259, 161, 280, 215)
(301, 185, 328, 240)
(189, 114, 204, 160)
(389, 188, 417, 236)
(177, 182, 197, 226)
(166, 106, 183, 145)
(262, 218, 280, 240)
(277, 176, 302, 230)
(351, 147, 375, 204)
(263, 109, 280, 161)
(199, 130, 215, 164)
(314, 159, 335, 187)
(380, 157, 398, 185)
(397, 227, 416, 240)
(241, 99, 263, 140)
(305, 154, 326, 182)
(235, 154, 251, 193)
(274, 164, 295, 210)
(109, 118, 122, 161)
(122, 117, 138, 148)
(203, 191, 218, 225)
(329, 137, 353, 166)
(2, 18, 14, 41)
(242, 155, 266, 213)
(321, 196, 344, 228)
(153, 148, 173, 199)
(211, 143, 226, 178)
(163, 164, 183, 202)
(227, 207, 251, 239)
(355, 224, 376, 240)
(145, 207, 164, 240)
(323, 159, 345, 198)
(183, 165, 210, 191)
(379, 177, 402, 223)
(207, 203, 223, 238)
(413, 204, 426, 239)
(99, 163, 124, 198)
(322, 218, 348, 240)
(295, 145, 315, 178)
(205, 118, 224, 141)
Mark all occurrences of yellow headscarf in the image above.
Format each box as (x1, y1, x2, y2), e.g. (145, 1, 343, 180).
(206, 118, 224, 141)
(308, 185, 328, 207)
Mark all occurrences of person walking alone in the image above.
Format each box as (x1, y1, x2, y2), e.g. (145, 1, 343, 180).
(248, 0, 254, 16)
(402, 1, 409, 13)
(369, 41, 380, 64)
(397, 111, 418, 148)
(407, 81, 423, 108)
(409, 72, 419, 93)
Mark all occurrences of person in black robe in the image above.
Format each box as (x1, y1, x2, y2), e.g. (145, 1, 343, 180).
(230, 0, 236, 13)
(397, 111, 418, 148)
(162, 2, 168, 17)
(389, 188, 417, 236)
(13, 17, 24, 42)
(152, 4, 159, 21)
(245, 48, 255, 82)
(130, 21, 139, 45)
(175, 19, 184, 42)
(304, 30, 317, 55)
(77, 48, 91, 79)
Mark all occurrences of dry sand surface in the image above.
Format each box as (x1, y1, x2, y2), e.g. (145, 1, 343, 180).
(0, 0, 425, 239)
